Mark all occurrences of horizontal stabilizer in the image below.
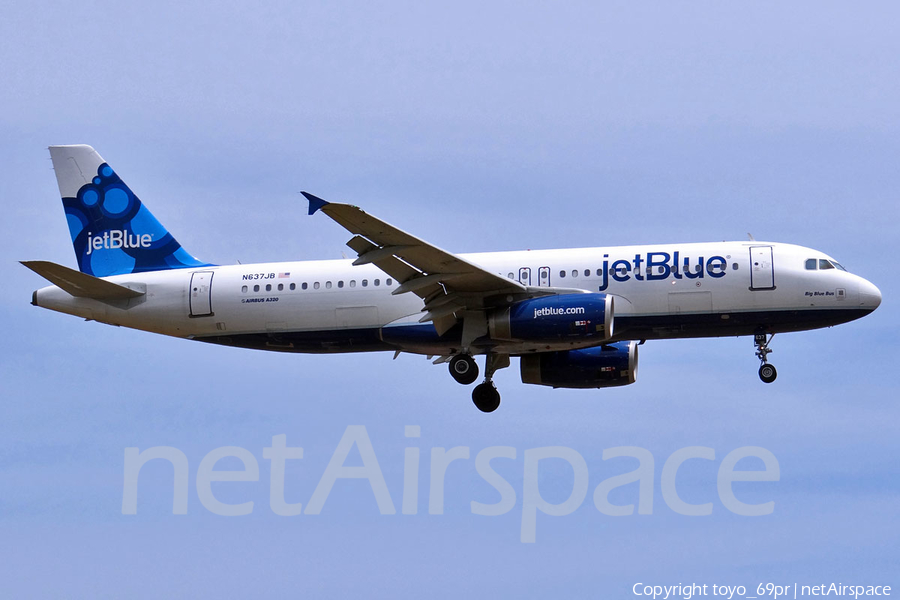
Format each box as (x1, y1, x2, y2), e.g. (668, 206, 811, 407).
(21, 260, 144, 300)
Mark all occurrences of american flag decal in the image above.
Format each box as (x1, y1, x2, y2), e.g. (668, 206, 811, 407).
(278, 272, 290, 278)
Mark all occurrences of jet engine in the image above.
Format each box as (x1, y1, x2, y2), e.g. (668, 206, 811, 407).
(489, 293, 614, 343)
(520, 341, 638, 389)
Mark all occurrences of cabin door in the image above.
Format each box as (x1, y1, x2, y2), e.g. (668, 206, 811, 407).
(749, 246, 775, 290)
(190, 271, 214, 316)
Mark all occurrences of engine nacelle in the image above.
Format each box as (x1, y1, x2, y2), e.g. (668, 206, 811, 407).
(489, 293, 614, 343)
(520, 341, 638, 389)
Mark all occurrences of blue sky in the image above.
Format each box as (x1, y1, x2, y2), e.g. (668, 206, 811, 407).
(1, 1, 898, 597)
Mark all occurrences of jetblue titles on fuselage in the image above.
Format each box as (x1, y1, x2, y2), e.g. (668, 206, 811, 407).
(596, 251, 727, 291)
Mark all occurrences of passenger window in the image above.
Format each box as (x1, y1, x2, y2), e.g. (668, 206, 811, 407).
(350, 280, 356, 287)
(805, 259, 817, 270)
(314, 282, 320, 290)
(584, 269, 590, 277)
(326, 281, 332, 289)
(374, 279, 380, 286)
(301, 283, 307, 290)
(732, 263, 739, 271)
(266, 284, 272, 291)
(277, 283, 283, 291)
(290, 283, 296, 290)
(819, 259, 834, 270)
(253, 285, 260, 292)
(596, 268, 602, 276)
(387, 279, 393, 286)
(241, 285, 248, 293)
(362, 279, 368, 287)
(571, 270, 578, 278)
(337, 281, 344, 288)
(559, 270, 566, 278)
(508, 273, 514, 279)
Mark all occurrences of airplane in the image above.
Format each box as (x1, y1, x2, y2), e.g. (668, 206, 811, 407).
(23, 145, 882, 412)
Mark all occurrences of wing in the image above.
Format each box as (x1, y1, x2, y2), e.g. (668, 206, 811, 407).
(303, 192, 565, 339)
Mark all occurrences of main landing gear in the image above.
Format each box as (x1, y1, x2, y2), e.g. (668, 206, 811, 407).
(472, 381, 501, 413)
(754, 333, 777, 383)
(448, 352, 506, 413)
(448, 354, 479, 385)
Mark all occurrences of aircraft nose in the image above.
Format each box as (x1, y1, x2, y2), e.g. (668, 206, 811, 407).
(859, 278, 882, 311)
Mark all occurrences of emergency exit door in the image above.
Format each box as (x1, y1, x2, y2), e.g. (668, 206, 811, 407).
(518, 267, 532, 286)
(190, 271, 214, 316)
(538, 267, 550, 287)
(749, 246, 775, 290)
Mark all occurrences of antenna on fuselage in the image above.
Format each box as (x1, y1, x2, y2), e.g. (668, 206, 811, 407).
(747, 233, 756, 241)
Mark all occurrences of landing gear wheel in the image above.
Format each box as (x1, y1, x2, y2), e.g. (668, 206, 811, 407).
(472, 382, 501, 413)
(449, 354, 479, 385)
(753, 332, 777, 384)
(758, 363, 777, 384)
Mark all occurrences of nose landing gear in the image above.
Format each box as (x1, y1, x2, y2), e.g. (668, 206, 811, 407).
(754, 333, 777, 383)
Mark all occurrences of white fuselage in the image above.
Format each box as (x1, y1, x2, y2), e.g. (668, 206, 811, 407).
(33, 241, 881, 356)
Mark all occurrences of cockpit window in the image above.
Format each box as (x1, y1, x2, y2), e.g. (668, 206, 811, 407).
(807, 257, 847, 272)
